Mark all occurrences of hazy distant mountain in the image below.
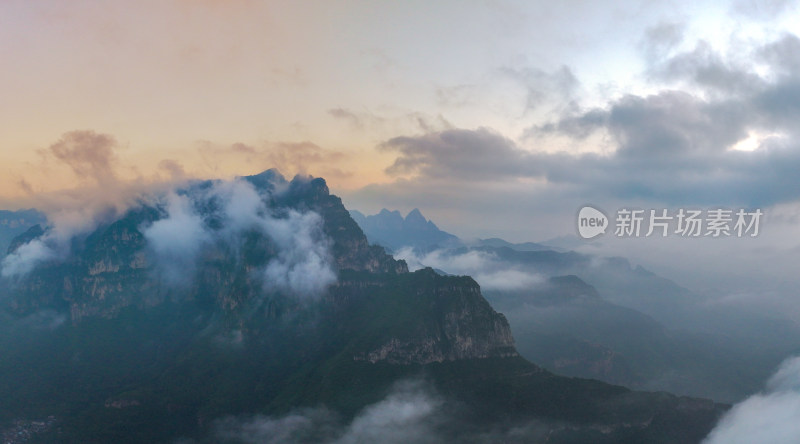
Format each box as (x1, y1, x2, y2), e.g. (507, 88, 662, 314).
(539, 234, 591, 251)
(473, 237, 550, 251)
(349, 208, 459, 251)
(0, 209, 46, 255)
(375, 210, 800, 403)
(350, 208, 555, 253)
(0, 171, 724, 443)
(482, 273, 783, 403)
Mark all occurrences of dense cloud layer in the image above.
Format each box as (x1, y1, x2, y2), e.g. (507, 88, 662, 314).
(360, 33, 800, 225)
(704, 356, 800, 444)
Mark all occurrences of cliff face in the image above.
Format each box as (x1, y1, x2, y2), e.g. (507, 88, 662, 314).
(7, 207, 162, 320)
(335, 269, 517, 365)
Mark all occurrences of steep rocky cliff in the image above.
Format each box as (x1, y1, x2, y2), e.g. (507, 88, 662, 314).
(2, 171, 514, 366)
(334, 269, 517, 365)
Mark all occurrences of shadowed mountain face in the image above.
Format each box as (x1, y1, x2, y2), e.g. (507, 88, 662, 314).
(0, 171, 724, 443)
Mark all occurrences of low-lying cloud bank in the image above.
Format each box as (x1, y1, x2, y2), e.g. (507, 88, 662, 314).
(207, 379, 577, 444)
(704, 355, 800, 444)
(395, 247, 544, 291)
(212, 380, 442, 444)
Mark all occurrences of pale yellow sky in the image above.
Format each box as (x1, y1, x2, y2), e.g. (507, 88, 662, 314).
(0, 0, 655, 201)
(2, 0, 798, 217)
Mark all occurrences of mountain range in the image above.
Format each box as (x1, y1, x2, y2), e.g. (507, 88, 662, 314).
(0, 171, 724, 443)
(351, 208, 800, 404)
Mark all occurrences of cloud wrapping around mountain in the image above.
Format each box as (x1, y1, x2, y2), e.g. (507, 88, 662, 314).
(1, 238, 57, 278)
(704, 355, 800, 444)
(261, 210, 335, 297)
(3, 177, 336, 297)
(1, 205, 119, 278)
(209, 179, 336, 297)
(142, 192, 211, 286)
(142, 179, 336, 296)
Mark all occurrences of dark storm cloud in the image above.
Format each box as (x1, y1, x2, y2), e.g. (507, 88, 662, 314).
(383, 85, 800, 207)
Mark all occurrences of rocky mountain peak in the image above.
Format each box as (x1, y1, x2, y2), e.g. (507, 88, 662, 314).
(2, 171, 407, 321)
